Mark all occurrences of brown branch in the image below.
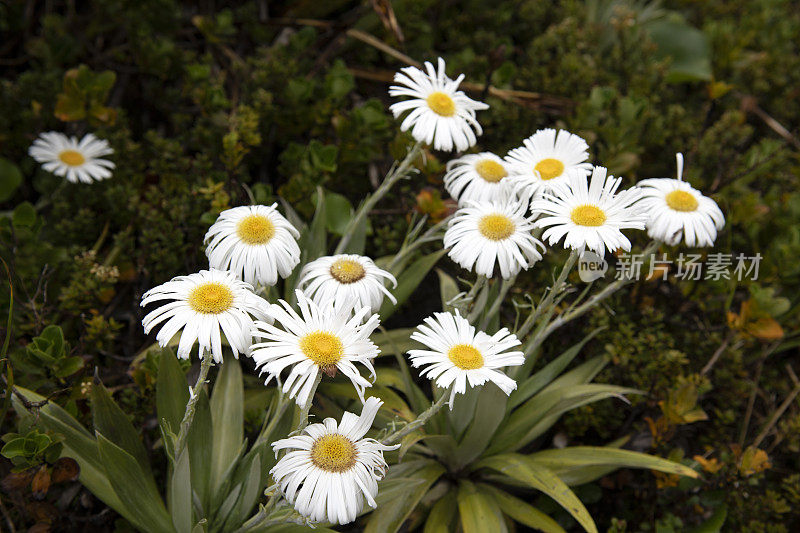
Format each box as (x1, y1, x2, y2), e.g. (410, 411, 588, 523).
(740, 94, 800, 150)
(753, 365, 800, 448)
(738, 341, 781, 447)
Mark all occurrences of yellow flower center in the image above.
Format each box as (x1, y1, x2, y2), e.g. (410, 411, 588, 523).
(478, 214, 515, 241)
(535, 158, 565, 180)
(300, 331, 343, 367)
(570, 204, 607, 227)
(187, 282, 234, 314)
(447, 344, 484, 370)
(426, 91, 456, 117)
(665, 190, 698, 212)
(475, 159, 508, 183)
(237, 214, 275, 245)
(58, 150, 86, 167)
(329, 259, 366, 284)
(310, 434, 357, 472)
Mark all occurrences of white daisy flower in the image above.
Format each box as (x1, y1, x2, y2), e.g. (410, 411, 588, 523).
(140, 269, 270, 363)
(28, 131, 115, 184)
(532, 166, 647, 256)
(505, 128, 592, 200)
(270, 397, 399, 525)
(443, 152, 514, 205)
(444, 200, 545, 279)
(389, 57, 489, 152)
(407, 310, 524, 408)
(297, 254, 397, 314)
(251, 291, 380, 408)
(637, 153, 725, 247)
(204, 204, 301, 288)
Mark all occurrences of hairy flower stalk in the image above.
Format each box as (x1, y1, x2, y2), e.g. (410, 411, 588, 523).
(173, 351, 213, 458)
(387, 213, 452, 272)
(335, 141, 423, 254)
(381, 389, 450, 445)
(479, 275, 516, 330)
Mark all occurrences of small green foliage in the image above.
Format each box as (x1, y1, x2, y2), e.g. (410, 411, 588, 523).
(18, 325, 83, 379)
(1, 429, 63, 472)
(54, 64, 117, 125)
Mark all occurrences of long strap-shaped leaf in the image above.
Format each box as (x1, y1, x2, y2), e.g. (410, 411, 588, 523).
(365, 459, 446, 533)
(210, 354, 244, 497)
(479, 483, 566, 533)
(457, 480, 508, 533)
(487, 384, 640, 454)
(97, 434, 174, 532)
(11, 388, 136, 528)
(474, 453, 598, 533)
(378, 249, 448, 320)
(528, 446, 699, 479)
(509, 328, 604, 409)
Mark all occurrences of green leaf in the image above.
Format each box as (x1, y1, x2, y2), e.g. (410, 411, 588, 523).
(475, 454, 597, 533)
(379, 249, 448, 320)
(157, 348, 190, 443)
(91, 380, 153, 479)
(480, 483, 566, 533)
(646, 18, 712, 83)
(188, 389, 213, 513)
(169, 449, 193, 533)
(214, 481, 243, 527)
(11, 388, 132, 526)
(12, 202, 36, 228)
(97, 434, 174, 533)
(435, 269, 459, 310)
(457, 480, 507, 533)
(210, 356, 244, 495)
(278, 198, 306, 235)
(308, 141, 338, 172)
(53, 356, 84, 378)
(447, 386, 481, 440)
(232, 453, 262, 526)
(371, 328, 419, 357)
(688, 504, 727, 533)
(54, 92, 87, 121)
(510, 328, 604, 409)
(324, 191, 354, 235)
(306, 187, 327, 260)
(342, 206, 368, 255)
(0, 158, 23, 202)
(284, 188, 327, 301)
(423, 491, 457, 533)
(319, 382, 414, 421)
(490, 383, 640, 454)
(453, 384, 508, 469)
(529, 447, 699, 480)
(0, 438, 27, 458)
(365, 460, 446, 533)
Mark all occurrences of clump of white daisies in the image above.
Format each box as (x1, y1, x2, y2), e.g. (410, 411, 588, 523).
(130, 57, 726, 527)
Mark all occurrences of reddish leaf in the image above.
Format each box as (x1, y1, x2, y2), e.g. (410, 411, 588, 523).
(31, 465, 51, 500)
(51, 457, 80, 484)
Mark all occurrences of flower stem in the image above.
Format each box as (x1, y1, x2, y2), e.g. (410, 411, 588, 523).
(173, 350, 213, 458)
(381, 389, 449, 446)
(335, 141, 423, 255)
(459, 276, 486, 317)
(253, 393, 291, 447)
(479, 275, 515, 330)
(296, 372, 323, 431)
(516, 249, 580, 341)
(387, 214, 451, 273)
(525, 241, 661, 357)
